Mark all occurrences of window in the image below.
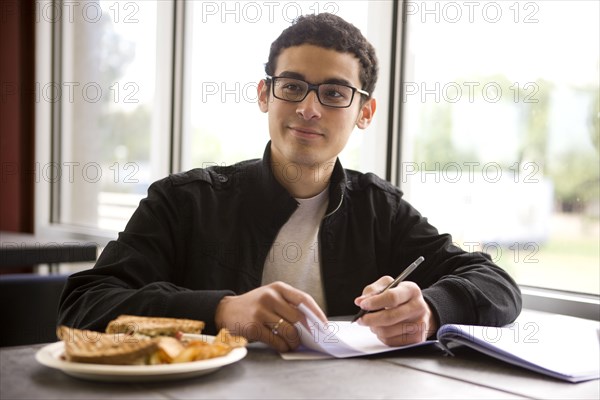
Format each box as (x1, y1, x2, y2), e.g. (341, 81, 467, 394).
(37, 0, 392, 240)
(400, 0, 599, 295)
(41, 0, 173, 234)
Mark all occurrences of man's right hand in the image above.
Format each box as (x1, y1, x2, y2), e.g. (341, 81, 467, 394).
(214, 281, 327, 353)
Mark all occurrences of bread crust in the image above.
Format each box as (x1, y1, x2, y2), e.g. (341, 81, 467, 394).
(57, 326, 158, 365)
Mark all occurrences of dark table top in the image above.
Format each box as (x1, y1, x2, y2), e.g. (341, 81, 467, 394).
(0, 231, 97, 267)
(1, 338, 598, 400)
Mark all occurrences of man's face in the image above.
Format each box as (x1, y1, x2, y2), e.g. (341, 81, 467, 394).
(258, 44, 375, 170)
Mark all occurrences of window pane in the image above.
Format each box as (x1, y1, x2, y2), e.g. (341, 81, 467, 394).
(183, 1, 381, 172)
(401, 1, 599, 294)
(58, 0, 171, 232)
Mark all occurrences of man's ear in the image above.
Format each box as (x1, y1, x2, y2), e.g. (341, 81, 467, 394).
(257, 79, 269, 113)
(356, 98, 376, 129)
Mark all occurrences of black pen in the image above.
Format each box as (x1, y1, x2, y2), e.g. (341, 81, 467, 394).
(351, 256, 425, 323)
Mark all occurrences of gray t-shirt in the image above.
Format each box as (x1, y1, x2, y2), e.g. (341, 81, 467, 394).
(261, 188, 329, 312)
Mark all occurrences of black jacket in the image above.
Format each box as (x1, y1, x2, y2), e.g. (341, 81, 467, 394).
(58, 144, 522, 334)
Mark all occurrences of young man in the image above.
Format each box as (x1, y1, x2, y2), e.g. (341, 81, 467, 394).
(58, 14, 521, 353)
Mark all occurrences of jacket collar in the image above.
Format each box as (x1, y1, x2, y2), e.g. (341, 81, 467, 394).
(323, 156, 346, 218)
(255, 142, 347, 218)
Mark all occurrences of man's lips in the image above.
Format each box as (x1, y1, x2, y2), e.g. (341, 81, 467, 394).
(288, 126, 324, 138)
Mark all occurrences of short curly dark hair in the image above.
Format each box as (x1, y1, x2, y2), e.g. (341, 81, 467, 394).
(265, 13, 378, 98)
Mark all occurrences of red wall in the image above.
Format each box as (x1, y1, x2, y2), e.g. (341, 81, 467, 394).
(1, 0, 35, 233)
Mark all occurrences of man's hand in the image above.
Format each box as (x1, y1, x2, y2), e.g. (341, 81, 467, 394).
(214, 281, 327, 353)
(354, 276, 438, 346)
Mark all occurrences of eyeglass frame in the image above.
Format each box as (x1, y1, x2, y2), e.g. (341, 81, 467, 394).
(265, 75, 370, 109)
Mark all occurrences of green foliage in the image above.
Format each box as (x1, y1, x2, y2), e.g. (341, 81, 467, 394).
(548, 85, 599, 210)
(589, 89, 599, 153)
(413, 74, 599, 211)
(92, 12, 150, 166)
(414, 103, 478, 166)
(550, 149, 599, 209)
(99, 105, 152, 161)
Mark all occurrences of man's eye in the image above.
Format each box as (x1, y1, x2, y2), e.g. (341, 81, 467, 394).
(323, 89, 344, 98)
(281, 83, 303, 92)
(321, 86, 350, 101)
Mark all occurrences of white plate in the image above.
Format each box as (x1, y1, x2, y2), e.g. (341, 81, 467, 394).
(35, 335, 247, 382)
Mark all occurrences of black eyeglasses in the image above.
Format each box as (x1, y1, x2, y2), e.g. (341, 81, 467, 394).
(266, 75, 369, 108)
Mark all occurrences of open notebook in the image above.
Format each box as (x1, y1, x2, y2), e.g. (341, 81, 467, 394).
(282, 304, 600, 383)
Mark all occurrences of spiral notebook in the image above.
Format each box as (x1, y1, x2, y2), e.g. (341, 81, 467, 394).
(282, 304, 600, 383)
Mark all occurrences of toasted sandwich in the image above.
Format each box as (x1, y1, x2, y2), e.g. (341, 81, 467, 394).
(57, 316, 244, 365)
(56, 325, 159, 365)
(105, 315, 205, 337)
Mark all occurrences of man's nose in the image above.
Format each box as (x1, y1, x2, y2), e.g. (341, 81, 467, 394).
(296, 90, 322, 120)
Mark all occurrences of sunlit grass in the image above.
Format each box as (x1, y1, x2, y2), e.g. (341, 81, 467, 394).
(500, 236, 599, 295)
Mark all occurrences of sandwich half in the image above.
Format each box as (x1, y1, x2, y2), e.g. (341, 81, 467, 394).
(56, 325, 158, 365)
(105, 315, 205, 337)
